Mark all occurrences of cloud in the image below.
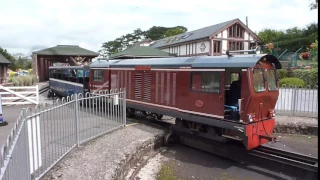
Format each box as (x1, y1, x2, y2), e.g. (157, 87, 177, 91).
(0, 0, 317, 55)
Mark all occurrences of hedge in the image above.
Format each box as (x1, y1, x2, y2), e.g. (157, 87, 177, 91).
(279, 78, 305, 87)
(277, 68, 318, 87)
(292, 68, 318, 87)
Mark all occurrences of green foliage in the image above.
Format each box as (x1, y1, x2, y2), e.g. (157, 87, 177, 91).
(277, 69, 293, 79)
(292, 68, 318, 87)
(279, 78, 305, 87)
(310, 0, 318, 10)
(258, 23, 318, 52)
(164, 27, 186, 38)
(100, 25, 187, 56)
(157, 163, 180, 180)
(0, 47, 32, 71)
(7, 75, 36, 86)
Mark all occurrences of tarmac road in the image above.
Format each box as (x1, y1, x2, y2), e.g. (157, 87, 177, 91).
(0, 104, 36, 146)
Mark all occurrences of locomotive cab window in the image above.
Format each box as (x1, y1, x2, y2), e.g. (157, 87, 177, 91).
(191, 71, 221, 93)
(93, 70, 104, 82)
(253, 68, 266, 92)
(266, 69, 278, 91)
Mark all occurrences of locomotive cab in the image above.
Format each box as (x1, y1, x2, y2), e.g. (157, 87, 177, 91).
(223, 52, 282, 123)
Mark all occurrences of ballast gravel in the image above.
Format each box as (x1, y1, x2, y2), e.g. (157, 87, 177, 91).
(42, 124, 164, 180)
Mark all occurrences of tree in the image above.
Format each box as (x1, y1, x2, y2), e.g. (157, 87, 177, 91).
(0, 47, 19, 70)
(257, 23, 318, 52)
(309, 0, 318, 10)
(164, 27, 186, 37)
(99, 25, 187, 57)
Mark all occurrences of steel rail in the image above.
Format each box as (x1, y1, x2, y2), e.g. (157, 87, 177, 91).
(250, 145, 318, 172)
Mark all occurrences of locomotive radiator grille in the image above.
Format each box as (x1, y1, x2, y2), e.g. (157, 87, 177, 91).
(172, 73, 176, 106)
(156, 72, 159, 103)
(166, 72, 171, 105)
(161, 72, 164, 103)
(135, 72, 142, 99)
(143, 72, 152, 101)
(129, 72, 132, 98)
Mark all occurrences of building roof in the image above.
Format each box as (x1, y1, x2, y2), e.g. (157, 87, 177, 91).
(0, 53, 12, 64)
(32, 45, 100, 56)
(109, 46, 176, 59)
(151, 18, 260, 48)
(108, 54, 282, 69)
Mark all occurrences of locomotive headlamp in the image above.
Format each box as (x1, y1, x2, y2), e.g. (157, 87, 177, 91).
(248, 114, 256, 122)
(269, 109, 275, 118)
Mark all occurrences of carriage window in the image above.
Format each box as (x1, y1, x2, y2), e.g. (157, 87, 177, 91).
(93, 70, 104, 82)
(253, 68, 266, 92)
(191, 71, 221, 93)
(266, 69, 277, 91)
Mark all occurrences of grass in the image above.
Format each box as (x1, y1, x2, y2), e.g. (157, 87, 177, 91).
(157, 163, 181, 180)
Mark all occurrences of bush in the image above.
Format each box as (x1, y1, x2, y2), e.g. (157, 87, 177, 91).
(279, 78, 305, 87)
(277, 69, 293, 79)
(292, 68, 318, 87)
(10, 75, 36, 86)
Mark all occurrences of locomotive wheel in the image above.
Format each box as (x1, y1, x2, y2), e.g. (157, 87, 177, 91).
(164, 132, 173, 146)
(47, 90, 53, 98)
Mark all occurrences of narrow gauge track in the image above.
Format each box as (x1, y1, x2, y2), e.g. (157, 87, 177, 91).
(127, 115, 318, 179)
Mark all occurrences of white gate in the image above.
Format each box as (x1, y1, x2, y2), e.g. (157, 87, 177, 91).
(0, 85, 39, 105)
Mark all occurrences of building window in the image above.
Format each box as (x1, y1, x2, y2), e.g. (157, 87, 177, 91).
(228, 24, 244, 38)
(228, 41, 244, 51)
(190, 71, 222, 93)
(93, 70, 104, 82)
(213, 41, 221, 54)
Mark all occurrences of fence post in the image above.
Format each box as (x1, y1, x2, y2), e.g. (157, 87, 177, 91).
(36, 85, 39, 105)
(122, 88, 126, 127)
(74, 95, 79, 147)
(291, 86, 297, 116)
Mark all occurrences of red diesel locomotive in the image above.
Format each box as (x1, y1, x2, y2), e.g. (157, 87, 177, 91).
(89, 52, 282, 150)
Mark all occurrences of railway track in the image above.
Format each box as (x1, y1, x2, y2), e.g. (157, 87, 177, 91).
(251, 145, 318, 173)
(127, 115, 318, 179)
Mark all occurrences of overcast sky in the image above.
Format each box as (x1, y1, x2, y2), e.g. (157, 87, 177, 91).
(0, 0, 318, 56)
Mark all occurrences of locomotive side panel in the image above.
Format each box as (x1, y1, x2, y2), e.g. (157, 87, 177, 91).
(240, 69, 250, 122)
(177, 70, 226, 119)
(89, 69, 110, 93)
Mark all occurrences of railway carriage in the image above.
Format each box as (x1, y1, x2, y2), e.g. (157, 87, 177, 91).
(48, 65, 90, 97)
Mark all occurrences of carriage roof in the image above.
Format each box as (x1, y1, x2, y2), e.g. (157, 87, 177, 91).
(48, 65, 89, 70)
(106, 54, 281, 69)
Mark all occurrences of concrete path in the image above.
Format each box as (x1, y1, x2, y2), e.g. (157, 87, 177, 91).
(41, 124, 164, 180)
(274, 115, 318, 135)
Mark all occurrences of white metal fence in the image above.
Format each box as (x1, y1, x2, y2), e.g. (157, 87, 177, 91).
(275, 85, 318, 118)
(0, 89, 126, 180)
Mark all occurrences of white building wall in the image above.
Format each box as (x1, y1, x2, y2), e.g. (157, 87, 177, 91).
(244, 42, 249, 50)
(180, 45, 186, 55)
(249, 35, 254, 41)
(244, 31, 249, 40)
(216, 33, 222, 38)
(222, 30, 228, 38)
(196, 40, 210, 54)
(222, 40, 228, 54)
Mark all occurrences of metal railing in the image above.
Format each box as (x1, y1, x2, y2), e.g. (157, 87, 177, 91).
(275, 85, 318, 118)
(0, 89, 126, 180)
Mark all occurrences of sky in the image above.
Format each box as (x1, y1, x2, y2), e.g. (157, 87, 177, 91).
(0, 0, 318, 56)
